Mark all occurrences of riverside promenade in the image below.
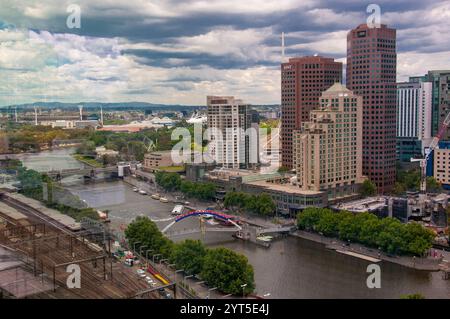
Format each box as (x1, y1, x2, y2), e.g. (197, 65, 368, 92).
(292, 230, 443, 271)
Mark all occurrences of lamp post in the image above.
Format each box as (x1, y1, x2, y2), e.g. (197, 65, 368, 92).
(139, 245, 147, 257)
(133, 241, 141, 253)
(207, 287, 218, 299)
(175, 269, 184, 285)
(184, 274, 193, 288)
(167, 264, 176, 281)
(160, 258, 168, 265)
(145, 250, 153, 268)
(241, 284, 247, 298)
(152, 254, 162, 264)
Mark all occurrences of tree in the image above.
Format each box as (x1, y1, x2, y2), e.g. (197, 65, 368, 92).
(392, 182, 406, 196)
(200, 247, 255, 295)
(170, 240, 207, 275)
(426, 177, 441, 193)
(296, 207, 434, 256)
(360, 179, 377, 197)
(76, 140, 96, 157)
(255, 193, 276, 216)
(125, 216, 173, 257)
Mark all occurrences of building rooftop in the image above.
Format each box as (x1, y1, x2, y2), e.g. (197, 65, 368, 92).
(245, 180, 323, 196)
(324, 82, 351, 94)
(332, 197, 387, 213)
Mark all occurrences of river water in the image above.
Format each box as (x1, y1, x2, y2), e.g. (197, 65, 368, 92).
(14, 148, 450, 299)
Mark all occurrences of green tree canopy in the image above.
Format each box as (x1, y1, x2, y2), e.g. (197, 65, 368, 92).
(360, 179, 377, 196)
(200, 247, 255, 295)
(170, 240, 207, 275)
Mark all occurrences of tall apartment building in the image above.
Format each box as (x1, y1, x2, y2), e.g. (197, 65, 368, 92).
(396, 80, 433, 162)
(346, 24, 397, 193)
(281, 56, 342, 169)
(424, 71, 450, 138)
(206, 96, 259, 169)
(293, 83, 365, 200)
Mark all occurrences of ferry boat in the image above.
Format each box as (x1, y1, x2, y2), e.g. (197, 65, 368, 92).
(256, 236, 274, 242)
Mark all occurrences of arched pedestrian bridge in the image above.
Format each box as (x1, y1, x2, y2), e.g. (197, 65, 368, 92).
(162, 210, 242, 237)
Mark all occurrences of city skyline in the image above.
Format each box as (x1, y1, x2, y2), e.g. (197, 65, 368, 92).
(0, 0, 449, 106)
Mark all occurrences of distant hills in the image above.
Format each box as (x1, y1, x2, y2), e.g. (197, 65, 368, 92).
(0, 102, 204, 112)
(0, 101, 279, 112)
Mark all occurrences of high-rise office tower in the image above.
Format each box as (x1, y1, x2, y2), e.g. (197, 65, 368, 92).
(346, 24, 397, 193)
(425, 70, 450, 138)
(206, 96, 259, 169)
(293, 83, 365, 199)
(396, 80, 432, 162)
(281, 56, 342, 169)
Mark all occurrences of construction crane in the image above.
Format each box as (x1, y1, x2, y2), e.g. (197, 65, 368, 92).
(411, 111, 450, 193)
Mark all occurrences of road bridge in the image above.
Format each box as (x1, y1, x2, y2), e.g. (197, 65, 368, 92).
(46, 166, 118, 178)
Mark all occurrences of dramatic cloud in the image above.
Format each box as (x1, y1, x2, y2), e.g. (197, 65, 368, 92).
(0, 0, 449, 106)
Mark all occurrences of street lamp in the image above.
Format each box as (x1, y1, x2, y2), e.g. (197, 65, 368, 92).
(145, 250, 153, 267)
(241, 284, 247, 298)
(152, 254, 162, 264)
(160, 258, 168, 265)
(133, 241, 141, 253)
(139, 245, 147, 257)
(175, 269, 184, 285)
(184, 274, 193, 288)
(207, 287, 218, 299)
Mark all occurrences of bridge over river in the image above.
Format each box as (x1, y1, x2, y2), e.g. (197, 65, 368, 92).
(46, 166, 118, 178)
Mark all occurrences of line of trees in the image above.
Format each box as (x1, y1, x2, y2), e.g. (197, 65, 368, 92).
(393, 168, 442, 195)
(297, 207, 435, 256)
(125, 216, 255, 295)
(155, 171, 216, 201)
(223, 191, 276, 217)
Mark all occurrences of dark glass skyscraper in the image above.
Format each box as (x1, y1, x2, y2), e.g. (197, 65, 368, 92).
(346, 24, 397, 193)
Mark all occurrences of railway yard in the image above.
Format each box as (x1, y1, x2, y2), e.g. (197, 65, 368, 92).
(0, 190, 170, 299)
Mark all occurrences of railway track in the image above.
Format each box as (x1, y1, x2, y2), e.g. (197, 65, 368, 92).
(0, 195, 74, 236)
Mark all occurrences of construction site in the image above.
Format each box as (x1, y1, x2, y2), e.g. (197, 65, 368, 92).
(0, 190, 173, 299)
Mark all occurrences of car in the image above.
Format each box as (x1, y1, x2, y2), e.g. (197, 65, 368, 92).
(145, 276, 153, 282)
(136, 269, 145, 274)
(158, 288, 166, 296)
(164, 293, 173, 299)
(160, 197, 169, 203)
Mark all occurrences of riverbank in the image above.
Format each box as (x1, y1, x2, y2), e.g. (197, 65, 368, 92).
(72, 154, 103, 168)
(292, 230, 443, 271)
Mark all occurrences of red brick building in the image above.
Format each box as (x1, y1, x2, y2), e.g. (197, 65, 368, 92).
(280, 56, 342, 169)
(346, 24, 397, 193)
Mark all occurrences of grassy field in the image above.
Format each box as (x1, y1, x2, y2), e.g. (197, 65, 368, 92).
(73, 154, 103, 168)
(156, 165, 185, 173)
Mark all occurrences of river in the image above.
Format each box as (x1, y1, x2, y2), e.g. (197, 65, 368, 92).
(14, 148, 450, 299)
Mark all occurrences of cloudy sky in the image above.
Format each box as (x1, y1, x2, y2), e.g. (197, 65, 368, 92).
(0, 0, 449, 106)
